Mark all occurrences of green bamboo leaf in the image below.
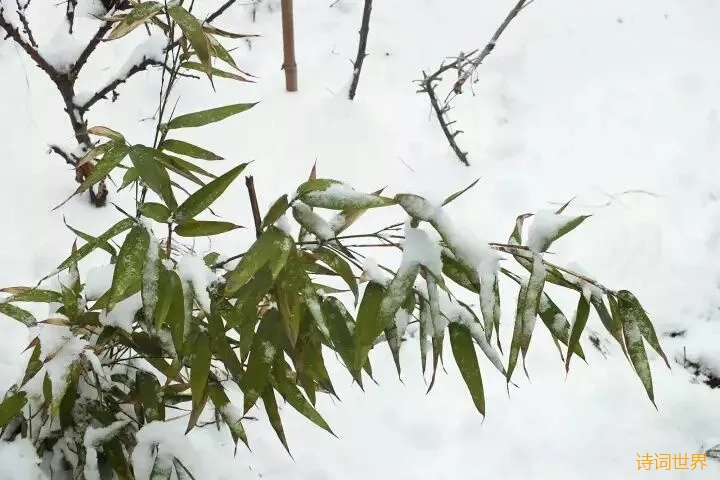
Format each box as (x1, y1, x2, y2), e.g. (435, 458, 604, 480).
(616, 290, 669, 368)
(20, 341, 42, 387)
(322, 297, 363, 385)
(313, 247, 359, 304)
(0, 303, 36, 327)
(519, 254, 546, 370)
(54, 143, 128, 210)
(479, 267, 501, 346)
(508, 213, 533, 246)
(620, 304, 656, 406)
(0, 392, 27, 427)
(448, 323, 485, 415)
(153, 151, 217, 181)
(261, 386, 290, 454)
(174, 163, 249, 222)
(59, 362, 81, 428)
(352, 281, 386, 371)
(242, 309, 283, 413)
(180, 62, 252, 82)
(328, 187, 386, 235)
(174, 220, 242, 237)
(154, 269, 179, 333)
(565, 293, 591, 372)
(136, 370, 165, 423)
(272, 357, 335, 435)
(208, 384, 249, 450)
(419, 298, 431, 375)
(129, 145, 177, 211)
(225, 227, 293, 294)
(43, 372, 52, 408)
(106, 1, 163, 40)
(442, 178, 480, 206)
(507, 280, 528, 382)
(119, 167, 139, 191)
(203, 24, 258, 39)
(107, 226, 150, 311)
(167, 103, 258, 130)
(167, 5, 213, 82)
(297, 179, 396, 210)
(441, 251, 480, 292)
(140, 202, 171, 223)
(62, 218, 117, 260)
(3, 288, 62, 303)
(87, 125, 125, 142)
(190, 331, 211, 411)
(53, 218, 135, 275)
(159, 139, 224, 160)
(591, 295, 626, 358)
(261, 194, 290, 230)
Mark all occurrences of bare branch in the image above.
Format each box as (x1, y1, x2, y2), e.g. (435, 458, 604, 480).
(418, 0, 532, 166)
(0, 7, 59, 77)
(453, 0, 528, 94)
(206, 0, 237, 23)
(66, 0, 78, 34)
(15, 0, 36, 47)
(70, 21, 113, 78)
(47, 145, 78, 166)
(79, 57, 163, 112)
(245, 176, 262, 239)
(348, 0, 372, 100)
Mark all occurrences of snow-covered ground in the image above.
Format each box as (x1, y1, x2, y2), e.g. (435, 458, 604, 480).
(1, 0, 720, 478)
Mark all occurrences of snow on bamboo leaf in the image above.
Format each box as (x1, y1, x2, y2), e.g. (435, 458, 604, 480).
(243, 310, 283, 413)
(167, 5, 213, 82)
(292, 203, 335, 240)
(105, 1, 163, 41)
(166, 103, 258, 130)
(159, 139, 224, 160)
(209, 384, 249, 449)
(449, 323, 486, 415)
(225, 227, 294, 294)
(395, 193, 437, 222)
(620, 305, 656, 405)
(297, 179, 396, 210)
(173, 163, 249, 222)
(107, 225, 150, 312)
(526, 210, 591, 253)
(519, 254, 546, 370)
(616, 290, 669, 368)
(142, 231, 160, 327)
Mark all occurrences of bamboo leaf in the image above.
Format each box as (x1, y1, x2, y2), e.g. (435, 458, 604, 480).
(565, 293, 591, 372)
(175, 220, 242, 237)
(107, 226, 150, 311)
(448, 323, 485, 415)
(159, 139, 224, 160)
(174, 163, 249, 222)
(167, 103, 258, 130)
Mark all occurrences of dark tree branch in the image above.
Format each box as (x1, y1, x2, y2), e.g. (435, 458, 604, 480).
(14, 0, 36, 47)
(70, 21, 113, 78)
(48, 144, 77, 165)
(245, 176, 262, 239)
(0, 7, 59, 77)
(79, 57, 163, 112)
(66, 0, 78, 34)
(348, 0, 372, 100)
(453, 0, 528, 94)
(419, 0, 531, 166)
(206, 0, 237, 23)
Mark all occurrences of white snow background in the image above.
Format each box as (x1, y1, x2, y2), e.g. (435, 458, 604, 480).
(1, 0, 720, 478)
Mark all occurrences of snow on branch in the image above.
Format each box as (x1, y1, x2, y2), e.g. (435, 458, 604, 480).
(78, 56, 163, 112)
(418, 0, 533, 166)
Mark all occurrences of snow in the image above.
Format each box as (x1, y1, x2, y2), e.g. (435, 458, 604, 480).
(402, 222, 442, 276)
(177, 253, 219, 313)
(1, 0, 720, 478)
(131, 421, 199, 480)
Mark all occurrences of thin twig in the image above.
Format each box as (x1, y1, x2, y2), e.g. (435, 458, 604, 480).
(206, 0, 237, 23)
(78, 57, 163, 113)
(347, 0, 372, 100)
(15, 0, 36, 47)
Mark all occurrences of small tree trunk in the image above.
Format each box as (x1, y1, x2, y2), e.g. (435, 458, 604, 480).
(281, 0, 298, 91)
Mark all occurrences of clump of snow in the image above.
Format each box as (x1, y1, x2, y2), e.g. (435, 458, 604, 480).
(131, 421, 198, 480)
(38, 26, 86, 73)
(362, 258, 391, 285)
(527, 210, 575, 252)
(142, 234, 160, 323)
(83, 264, 114, 300)
(83, 420, 129, 480)
(274, 214, 293, 235)
(302, 182, 384, 209)
(293, 203, 335, 240)
(177, 254, 220, 312)
(564, 261, 603, 300)
(0, 438, 48, 480)
(402, 223, 442, 276)
(101, 293, 142, 332)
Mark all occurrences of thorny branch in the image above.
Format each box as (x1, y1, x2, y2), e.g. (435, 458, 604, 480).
(418, 0, 531, 166)
(347, 0, 372, 100)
